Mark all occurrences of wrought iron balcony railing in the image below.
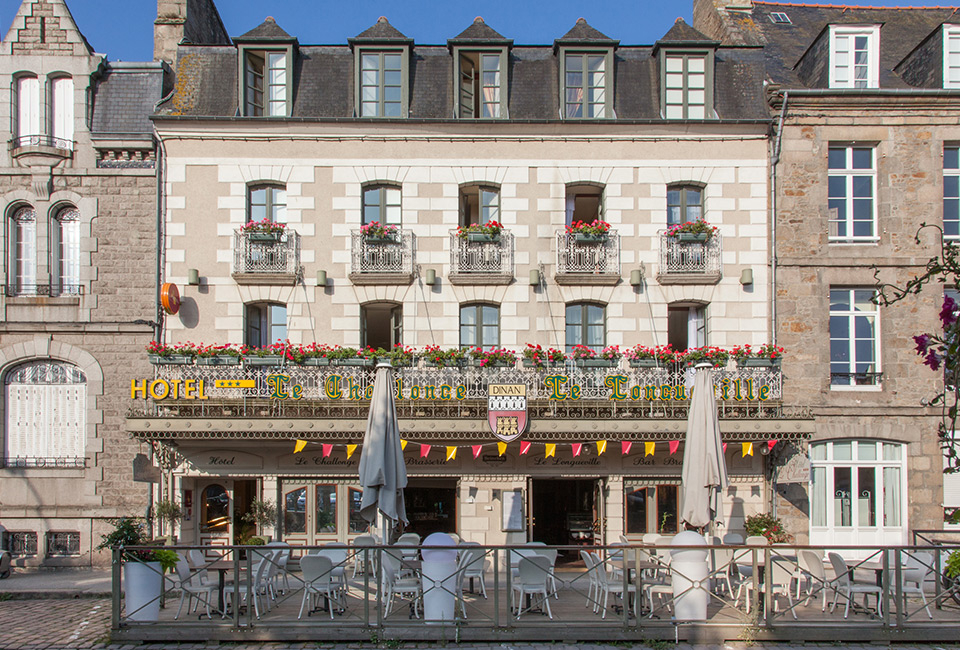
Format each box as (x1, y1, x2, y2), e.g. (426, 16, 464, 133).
(10, 134, 73, 151)
(3, 283, 83, 297)
(556, 231, 620, 282)
(1, 456, 87, 468)
(449, 230, 513, 283)
(657, 230, 722, 284)
(350, 229, 415, 284)
(232, 229, 301, 281)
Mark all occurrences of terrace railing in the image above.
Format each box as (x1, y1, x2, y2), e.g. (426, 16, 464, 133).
(232, 229, 301, 282)
(657, 230, 722, 284)
(350, 229, 415, 284)
(555, 231, 620, 282)
(449, 230, 513, 283)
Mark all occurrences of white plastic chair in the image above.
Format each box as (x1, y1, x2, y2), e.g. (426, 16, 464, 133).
(173, 555, 218, 619)
(314, 543, 349, 593)
(511, 556, 553, 619)
(381, 548, 421, 618)
(352, 535, 377, 578)
(739, 557, 798, 618)
(222, 550, 272, 619)
(828, 552, 883, 618)
(457, 544, 488, 599)
(589, 551, 637, 619)
(901, 551, 933, 619)
(579, 550, 600, 608)
(723, 532, 744, 545)
(298, 555, 343, 619)
(797, 549, 833, 611)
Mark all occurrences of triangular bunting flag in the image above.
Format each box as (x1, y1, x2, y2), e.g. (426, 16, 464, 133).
(294, 439, 307, 454)
(571, 443, 582, 457)
(472, 445, 483, 459)
(645, 441, 656, 457)
(420, 444, 431, 458)
(400, 439, 408, 451)
(446, 446, 457, 461)
(768, 440, 777, 453)
(322, 444, 333, 457)
(723, 443, 728, 453)
(346, 444, 358, 459)
(742, 442, 754, 457)
(520, 441, 532, 455)
(669, 440, 680, 455)
(498, 442, 507, 456)
(622, 441, 632, 455)
(596, 440, 607, 455)
(545, 443, 556, 458)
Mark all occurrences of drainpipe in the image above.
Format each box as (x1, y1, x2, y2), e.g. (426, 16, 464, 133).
(152, 85, 173, 344)
(770, 90, 788, 347)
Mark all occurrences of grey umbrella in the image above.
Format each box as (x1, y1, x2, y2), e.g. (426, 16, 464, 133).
(680, 363, 729, 530)
(358, 362, 408, 539)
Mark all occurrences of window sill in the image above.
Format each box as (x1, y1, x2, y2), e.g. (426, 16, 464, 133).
(232, 272, 298, 286)
(554, 272, 620, 286)
(348, 272, 414, 286)
(448, 272, 513, 286)
(5, 295, 80, 306)
(828, 237, 880, 245)
(830, 384, 883, 392)
(656, 271, 721, 286)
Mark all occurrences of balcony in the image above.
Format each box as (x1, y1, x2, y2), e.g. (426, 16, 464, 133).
(3, 282, 83, 298)
(555, 230, 620, 285)
(448, 230, 514, 285)
(349, 229, 415, 285)
(231, 229, 301, 285)
(9, 134, 73, 168)
(656, 230, 722, 285)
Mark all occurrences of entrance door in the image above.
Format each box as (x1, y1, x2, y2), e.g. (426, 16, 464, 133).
(197, 479, 233, 555)
(531, 478, 598, 562)
(281, 481, 370, 547)
(404, 479, 458, 539)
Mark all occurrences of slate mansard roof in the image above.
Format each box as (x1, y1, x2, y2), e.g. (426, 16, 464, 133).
(156, 16, 768, 122)
(91, 62, 166, 137)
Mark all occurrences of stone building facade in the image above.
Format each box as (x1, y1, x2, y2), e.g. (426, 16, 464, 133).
(0, 0, 162, 567)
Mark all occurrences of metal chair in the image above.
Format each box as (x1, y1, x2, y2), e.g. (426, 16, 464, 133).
(828, 552, 883, 618)
(173, 554, 218, 619)
(298, 555, 343, 620)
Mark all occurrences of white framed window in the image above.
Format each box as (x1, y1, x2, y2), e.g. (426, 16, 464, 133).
(245, 302, 287, 347)
(4, 360, 86, 463)
(943, 432, 960, 529)
(828, 145, 877, 242)
(566, 302, 605, 352)
(248, 184, 287, 223)
(50, 76, 73, 148)
(944, 25, 960, 89)
(663, 53, 710, 120)
(9, 205, 36, 296)
(362, 184, 401, 226)
(829, 288, 880, 388)
(53, 206, 80, 296)
(829, 25, 880, 89)
(946, 146, 959, 239)
(14, 75, 40, 144)
(244, 50, 288, 117)
(809, 439, 906, 549)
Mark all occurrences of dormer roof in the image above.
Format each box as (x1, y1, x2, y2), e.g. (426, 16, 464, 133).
(554, 18, 619, 49)
(655, 17, 719, 51)
(349, 16, 413, 46)
(234, 16, 297, 44)
(448, 16, 512, 46)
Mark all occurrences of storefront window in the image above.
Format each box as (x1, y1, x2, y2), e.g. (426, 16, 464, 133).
(201, 484, 229, 532)
(284, 487, 306, 534)
(349, 487, 367, 534)
(658, 485, 679, 534)
(625, 487, 648, 535)
(316, 484, 337, 534)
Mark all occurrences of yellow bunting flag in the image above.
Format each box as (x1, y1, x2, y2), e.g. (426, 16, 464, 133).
(596, 440, 607, 455)
(446, 446, 457, 461)
(545, 443, 556, 458)
(645, 441, 656, 456)
(400, 439, 408, 450)
(497, 442, 508, 456)
(742, 442, 754, 457)
(346, 444, 358, 459)
(294, 439, 308, 454)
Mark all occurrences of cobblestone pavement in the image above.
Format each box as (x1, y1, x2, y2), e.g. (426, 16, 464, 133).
(2, 598, 960, 650)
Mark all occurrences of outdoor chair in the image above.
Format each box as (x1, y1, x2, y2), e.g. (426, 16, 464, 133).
(739, 557, 798, 618)
(381, 548, 421, 618)
(828, 552, 883, 619)
(901, 551, 934, 619)
(457, 543, 488, 599)
(352, 534, 377, 578)
(185, 549, 213, 586)
(709, 541, 736, 597)
(265, 542, 291, 594)
(298, 555, 344, 619)
(313, 543, 349, 593)
(579, 550, 600, 608)
(396, 533, 420, 562)
(796, 549, 833, 611)
(173, 555, 218, 619)
(722, 532, 744, 545)
(511, 556, 553, 619)
(529, 544, 559, 597)
(588, 551, 637, 619)
(221, 549, 272, 619)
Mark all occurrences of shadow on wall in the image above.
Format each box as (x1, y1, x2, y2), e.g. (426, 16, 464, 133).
(178, 297, 199, 328)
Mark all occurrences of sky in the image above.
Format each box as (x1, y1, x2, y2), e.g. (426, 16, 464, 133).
(1, 0, 958, 61)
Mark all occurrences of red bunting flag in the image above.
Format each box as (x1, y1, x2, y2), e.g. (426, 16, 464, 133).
(420, 444, 431, 458)
(520, 441, 532, 455)
(571, 443, 582, 457)
(768, 440, 777, 453)
(322, 444, 333, 458)
(622, 441, 633, 455)
(472, 445, 483, 459)
(723, 443, 728, 453)
(669, 440, 680, 455)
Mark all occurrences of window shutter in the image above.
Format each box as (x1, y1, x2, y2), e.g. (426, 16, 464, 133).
(10, 78, 17, 138)
(52, 77, 74, 146)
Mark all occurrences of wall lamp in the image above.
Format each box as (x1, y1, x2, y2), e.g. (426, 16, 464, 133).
(739, 268, 754, 286)
(529, 269, 540, 286)
(187, 268, 200, 286)
(630, 264, 645, 287)
(317, 270, 327, 287)
(425, 268, 437, 286)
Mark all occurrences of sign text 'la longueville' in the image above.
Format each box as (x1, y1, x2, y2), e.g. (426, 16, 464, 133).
(130, 373, 772, 402)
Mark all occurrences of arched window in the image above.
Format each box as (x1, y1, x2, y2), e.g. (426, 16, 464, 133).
(362, 184, 402, 226)
(52, 205, 80, 295)
(248, 184, 286, 224)
(14, 75, 39, 144)
(460, 303, 499, 350)
(565, 302, 605, 352)
(459, 184, 500, 227)
(4, 360, 86, 463)
(9, 205, 36, 296)
(50, 76, 74, 148)
(245, 302, 287, 348)
(201, 484, 230, 532)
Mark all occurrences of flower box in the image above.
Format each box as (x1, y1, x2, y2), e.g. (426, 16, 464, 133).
(423, 359, 466, 368)
(522, 359, 565, 369)
(300, 357, 330, 366)
(629, 359, 659, 368)
(471, 359, 514, 368)
(677, 233, 709, 243)
(247, 232, 282, 243)
(148, 354, 193, 365)
(467, 232, 501, 244)
(390, 361, 414, 367)
(243, 355, 283, 366)
(364, 235, 399, 246)
(332, 358, 374, 367)
(196, 356, 241, 366)
(576, 359, 619, 368)
(736, 358, 781, 368)
(574, 233, 607, 244)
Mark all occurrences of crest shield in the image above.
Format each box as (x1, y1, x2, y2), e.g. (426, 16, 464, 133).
(487, 384, 528, 443)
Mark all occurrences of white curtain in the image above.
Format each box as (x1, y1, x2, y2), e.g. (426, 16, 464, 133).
(17, 76, 40, 138)
(883, 466, 901, 527)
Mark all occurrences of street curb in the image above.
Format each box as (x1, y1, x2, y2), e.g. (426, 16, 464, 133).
(0, 591, 110, 600)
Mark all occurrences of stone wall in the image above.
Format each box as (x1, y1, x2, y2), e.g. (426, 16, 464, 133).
(154, 0, 230, 67)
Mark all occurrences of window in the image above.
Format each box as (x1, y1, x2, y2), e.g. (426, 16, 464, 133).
(460, 303, 499, 350)
(828, 145, 876, 242)
(284, 486, 306, 534)
(663, 53, 710, 120)
(14, 75, 39, 144)
(361, 303, 402, 350)
(809, 440, 905, 547)
(349, 487, 367, 534)
(360, 51, 404, 117)
(201, 484, 230, 533)
(9, 531, 37, 557)
(4, 361, 85, 462)
(50, 76, 73, 147)
(46, 531, 80, 557)
(315, 484, 337, 534)
(457, 50, 505, 118)
(245, 302, 287, 347)
(563, 52, 610, 119)
(668, 304, 705, 351)
(9, 205, 36, 295)
(565, 184, 603, 226)
(946, 147, 959, 239)
(667, 184, 703, 226)
(624, 483, 680, 535)
(829, 25, 879, 89)
(459, 185, 500, 226)
(248, 184, 286, 223)
(53, 206, 80, 295)
(244, 50, 288, 116)
(362, 185, 401, 226)
(829, 288, 880, 387)
(770, 12, 791, 24)
(944, 26, 960, 89)
(565, 302, 605, 352)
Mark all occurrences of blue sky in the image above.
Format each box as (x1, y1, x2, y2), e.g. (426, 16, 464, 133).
(1, 0, 956, 61)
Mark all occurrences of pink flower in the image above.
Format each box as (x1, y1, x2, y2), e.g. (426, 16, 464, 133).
(914, 334, 933, 355)
(941, 296, 958, 327)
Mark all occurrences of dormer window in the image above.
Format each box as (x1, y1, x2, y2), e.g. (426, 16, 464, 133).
(244, 51, 287, 116)
(563, 52, 610, 119)
(944, 25, 960, 89)
(359, 51, 405, 117)
(456, 50, 506, 119)
(663, 53, 711, 119)
(829, 25, 880, 89)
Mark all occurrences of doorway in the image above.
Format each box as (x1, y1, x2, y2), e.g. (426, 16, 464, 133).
(531, 479, 599, 562)
(404, 479, 458, 539)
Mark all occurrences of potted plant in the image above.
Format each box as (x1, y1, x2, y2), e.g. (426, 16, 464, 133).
(421, 345, 467, 368)
(241, 342, 285, 366)
(241, 499, 278, 540)
(98, 518, 178, 622)
(326, 346, 372, 367)
(146, 341, 196, 365)
(522, 343, 566, 368)
(470, 347, 518, 368)
(241, 218, 286, 243)
(295, 342, 332, 366)
(457, 220, 503, 243)
(571, 344, 620, 368)
(665, 220, 718, 243)
(744, 512, 790, 543)
(732, 343, 784, 368)
(681, 346, 730, 368)
(195, 343, 242, 366)
(625, 344, 661, 368)
(566, 219, 611, 244)
(153, 499, 184, 545)
(360, 221, 399, 245)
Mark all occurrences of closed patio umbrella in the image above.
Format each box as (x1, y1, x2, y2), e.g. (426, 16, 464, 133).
(680, 363, 728, 530)
(358, 362, 408, 541)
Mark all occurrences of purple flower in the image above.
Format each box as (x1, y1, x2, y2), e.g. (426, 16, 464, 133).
(941, 296, 959, 327)
(924, 350, 942, 371)
(914, 334, 933, 355)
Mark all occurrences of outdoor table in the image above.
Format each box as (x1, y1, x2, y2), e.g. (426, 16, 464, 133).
(204, 559, 241, 618)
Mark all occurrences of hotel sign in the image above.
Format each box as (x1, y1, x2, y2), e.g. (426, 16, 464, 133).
(487, 384, 528, 443)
